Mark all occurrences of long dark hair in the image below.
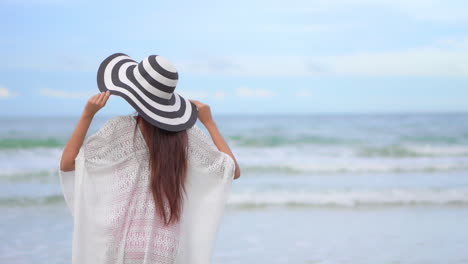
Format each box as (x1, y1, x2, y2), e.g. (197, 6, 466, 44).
(133, 113, 188, 226)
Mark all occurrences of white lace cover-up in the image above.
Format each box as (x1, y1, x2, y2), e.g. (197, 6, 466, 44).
(58, 115, 236, 264)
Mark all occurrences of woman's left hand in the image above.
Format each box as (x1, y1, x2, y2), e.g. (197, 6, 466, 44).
(83, 91, 111, 118)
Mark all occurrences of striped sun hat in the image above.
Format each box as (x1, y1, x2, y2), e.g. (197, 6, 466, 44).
(96, 53, 198, 132)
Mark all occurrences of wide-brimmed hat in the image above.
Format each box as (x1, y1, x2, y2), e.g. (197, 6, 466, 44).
(97, 53, 198, 132)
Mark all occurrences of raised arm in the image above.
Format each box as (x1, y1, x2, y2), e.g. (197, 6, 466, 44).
(189, 100, 241, 180)
(60, 91, 111, 172)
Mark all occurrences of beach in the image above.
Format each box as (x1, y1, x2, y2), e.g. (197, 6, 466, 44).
(1, 113, 468, 263)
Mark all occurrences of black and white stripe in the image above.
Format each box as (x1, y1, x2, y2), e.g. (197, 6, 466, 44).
(97, 53, 198, 132)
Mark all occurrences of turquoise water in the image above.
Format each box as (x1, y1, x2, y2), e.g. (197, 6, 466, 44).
(1, 113, 468, 263)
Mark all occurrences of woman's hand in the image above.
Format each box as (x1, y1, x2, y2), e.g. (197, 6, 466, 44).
(83, 91, 111, 118)
(61, 91, 111, 171)
(189, 99, 214, 125)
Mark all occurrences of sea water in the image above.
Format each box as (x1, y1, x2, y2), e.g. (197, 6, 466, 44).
(1, 113, 468, 263)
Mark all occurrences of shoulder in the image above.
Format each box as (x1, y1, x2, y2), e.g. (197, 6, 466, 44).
(98, 115, 135, 132)
(83, 114, 143, 166)
(186, 123, 234, 175)
(104, 114, 135, 127)
(85, 115, 135, 143)
(187, 123, 216, 148)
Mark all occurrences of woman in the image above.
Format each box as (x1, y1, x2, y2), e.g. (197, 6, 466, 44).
(59, 53, 241, 264)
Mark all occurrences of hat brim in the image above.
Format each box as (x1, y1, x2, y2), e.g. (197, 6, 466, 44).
(97, 53, 198, 132)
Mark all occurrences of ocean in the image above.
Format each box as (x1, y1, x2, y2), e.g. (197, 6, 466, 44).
(1, 113, 468, 263)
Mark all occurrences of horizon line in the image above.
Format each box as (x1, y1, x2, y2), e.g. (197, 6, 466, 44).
(1, 110, 467, 119)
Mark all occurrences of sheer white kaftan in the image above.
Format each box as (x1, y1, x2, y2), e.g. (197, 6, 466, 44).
(58, 115, 236, 264)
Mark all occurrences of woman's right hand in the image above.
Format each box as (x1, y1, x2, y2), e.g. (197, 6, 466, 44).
(189, 100, 214, 125)
(83, 91, 111, 118)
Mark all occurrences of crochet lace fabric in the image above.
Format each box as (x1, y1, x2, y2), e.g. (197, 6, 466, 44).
(84, 115, 232, 175)
(65, 115, 234, 264)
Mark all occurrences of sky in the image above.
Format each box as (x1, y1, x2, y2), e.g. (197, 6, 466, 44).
(1, 0, 467, 116)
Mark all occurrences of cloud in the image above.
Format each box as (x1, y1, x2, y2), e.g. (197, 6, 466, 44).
(295, 88, 312, 97)
(180, 88, 275, 100)
(375, 0, 468, 23)
(319, 40, 468, 76)
(178, 89, 227, 101)
(266, 0, 468, 23)
(250, 24, 337, 33)
(178, 90, 210, 100)
(177, 57, 242, 75)
(236, 86, 275, 97)
(179, 38, 468, 77)
(178, 56, 312, 77)
(213, 91, 226, 100)
(3, 55, 96, 72)
(39, 88, 92, 99)
(0, 86, 18, 98)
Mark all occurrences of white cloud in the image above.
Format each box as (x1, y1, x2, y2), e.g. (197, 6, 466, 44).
(375, 0, 468, 23)
(178, 56, 312, 77)
(0, 86, 18, 98)
(295, 88, 312, 97)
(178, 90, 210, 100)
(179, 38, 468, 77)
(179, 89, 227, 101)
(236, 86, 275, 97)
(320, 42, 468, 76)
(181, 88, 276, 100)
(39, 88, 92, 99)
(267, 0, 468, 23)
(213, 91, 226, 100)
(2, 54, 96, 72)
(253, 24, 337, 33)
